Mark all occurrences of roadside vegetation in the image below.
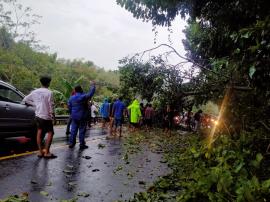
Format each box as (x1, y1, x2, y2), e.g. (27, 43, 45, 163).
(127, 130, 270, 201)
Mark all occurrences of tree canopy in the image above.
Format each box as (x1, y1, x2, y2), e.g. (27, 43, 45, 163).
(117, 0, 270, 132)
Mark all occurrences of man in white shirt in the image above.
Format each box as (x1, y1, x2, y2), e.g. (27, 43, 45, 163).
(23, 76, 56, 159)
(91, 102, 98, 125)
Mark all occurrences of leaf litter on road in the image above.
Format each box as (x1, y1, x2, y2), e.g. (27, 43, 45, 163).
(0, 194, 29, 202)
(77, 192, 90, 197)
(68, 182, 77, 187)
(98, 143, 106, 149)
(40, 191, 49, 197)
(30, 180, 38, 184)
(82, 155, 92, 160)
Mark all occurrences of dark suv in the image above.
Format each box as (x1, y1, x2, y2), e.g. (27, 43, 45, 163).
(0, 80, 36, 141)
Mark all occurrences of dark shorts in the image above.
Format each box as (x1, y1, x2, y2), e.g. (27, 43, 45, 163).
(103, 117, 110, 122)
(130, 122, 139, 128)
(163, 120, 171, 129)
(35, 117, 54, 135)
(145, 119, 152, 127)
(114, 118, 122, 127)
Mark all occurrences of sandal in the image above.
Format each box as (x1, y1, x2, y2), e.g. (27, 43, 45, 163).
(44, 153, 57, 159)
(37, 152, 44, 158)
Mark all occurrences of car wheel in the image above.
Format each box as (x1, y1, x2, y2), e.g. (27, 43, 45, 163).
(27, 128, 37, 147)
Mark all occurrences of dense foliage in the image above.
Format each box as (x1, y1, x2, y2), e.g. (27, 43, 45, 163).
(119, 56, 193, 109)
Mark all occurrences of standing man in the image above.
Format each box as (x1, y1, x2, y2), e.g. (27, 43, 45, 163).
(163, 105, 173, 136)
(128, 99, 142, 132)
(66, 89, 76, 135)
(23, 76, 56, 158)
(68, 82, 95, 149)
(194, 109, 203, 132)
(112, 97, 126, 137)
(144, 103, 155, 131)
(100, 98, 110, 128)
(139, 103, 145, 129)
(185, 109, 193, 131)
(109, 98, 116, 133)
(90, 101, 98, 125)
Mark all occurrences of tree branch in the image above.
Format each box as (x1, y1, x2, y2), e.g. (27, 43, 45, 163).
(138, 43, 224, 77)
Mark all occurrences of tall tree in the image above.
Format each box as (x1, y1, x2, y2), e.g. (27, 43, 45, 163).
(117, 0, 270, 132)
(0, 0, 41, 47)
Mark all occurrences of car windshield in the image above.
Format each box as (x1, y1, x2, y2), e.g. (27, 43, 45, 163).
(0, 85, 23, 103)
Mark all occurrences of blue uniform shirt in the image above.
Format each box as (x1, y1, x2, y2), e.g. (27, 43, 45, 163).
(113, 99, 125, 119)
(100, 98, 110, 118)
(68, 85, 95, 120)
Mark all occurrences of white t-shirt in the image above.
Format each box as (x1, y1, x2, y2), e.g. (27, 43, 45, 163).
(23, 87, 54, 120)
(91, 105, 98, 118)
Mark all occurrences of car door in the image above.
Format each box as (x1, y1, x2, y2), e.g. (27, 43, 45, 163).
(0, 85, 35, 137)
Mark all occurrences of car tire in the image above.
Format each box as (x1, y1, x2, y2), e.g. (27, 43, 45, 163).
(27, 128, 37, 147)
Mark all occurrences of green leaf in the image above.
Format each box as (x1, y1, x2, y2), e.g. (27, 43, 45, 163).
(234, 162, 245, 173)
(40, 191, 49, 197)
(241, 32, 250, 39)
(234, 48, 241, 54)
(256, 153, 263, 163)
(249, 66, 256, 78)
(98, 143, 106, 149)
(262, 179, 270, 190)
(251, 176, 260, 189)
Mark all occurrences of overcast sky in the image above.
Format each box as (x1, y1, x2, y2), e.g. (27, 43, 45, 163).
(18, 0, 187, 70)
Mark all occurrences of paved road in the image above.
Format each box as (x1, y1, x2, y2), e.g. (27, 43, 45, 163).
(0, 125, 104, 157)
(0, 125, 169, 201)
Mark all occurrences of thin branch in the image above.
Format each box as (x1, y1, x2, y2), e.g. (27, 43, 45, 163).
(182, 85, 254, 97)
(232, 86, 253, 91)
(173, 61, 190, 68)
(138, 43, 228, 77)
(12, 1, 19, 36)
(259, 121, 270, 132)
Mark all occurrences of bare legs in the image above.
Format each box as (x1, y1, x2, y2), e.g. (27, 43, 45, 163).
(37, 129, 43, 156)
(36, 129, 54, 157)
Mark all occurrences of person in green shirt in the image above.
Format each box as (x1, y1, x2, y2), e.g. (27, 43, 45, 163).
(128, 99, 142, 132)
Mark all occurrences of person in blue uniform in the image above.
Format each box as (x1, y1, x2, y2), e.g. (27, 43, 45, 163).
(68, 81, 95, 149)
(100, 98, 110, 128)
(112, 97, 126, 137)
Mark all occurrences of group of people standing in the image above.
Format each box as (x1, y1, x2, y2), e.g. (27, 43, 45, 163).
(99, 97, 126, 136)
(23, 75, 203, 159)
(23, 76, 96, 158)
(99, 98, 156, 135)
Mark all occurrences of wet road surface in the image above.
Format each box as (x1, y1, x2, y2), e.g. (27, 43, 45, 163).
(0, 125, 105, 157)
(0, 125, 169, 201)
